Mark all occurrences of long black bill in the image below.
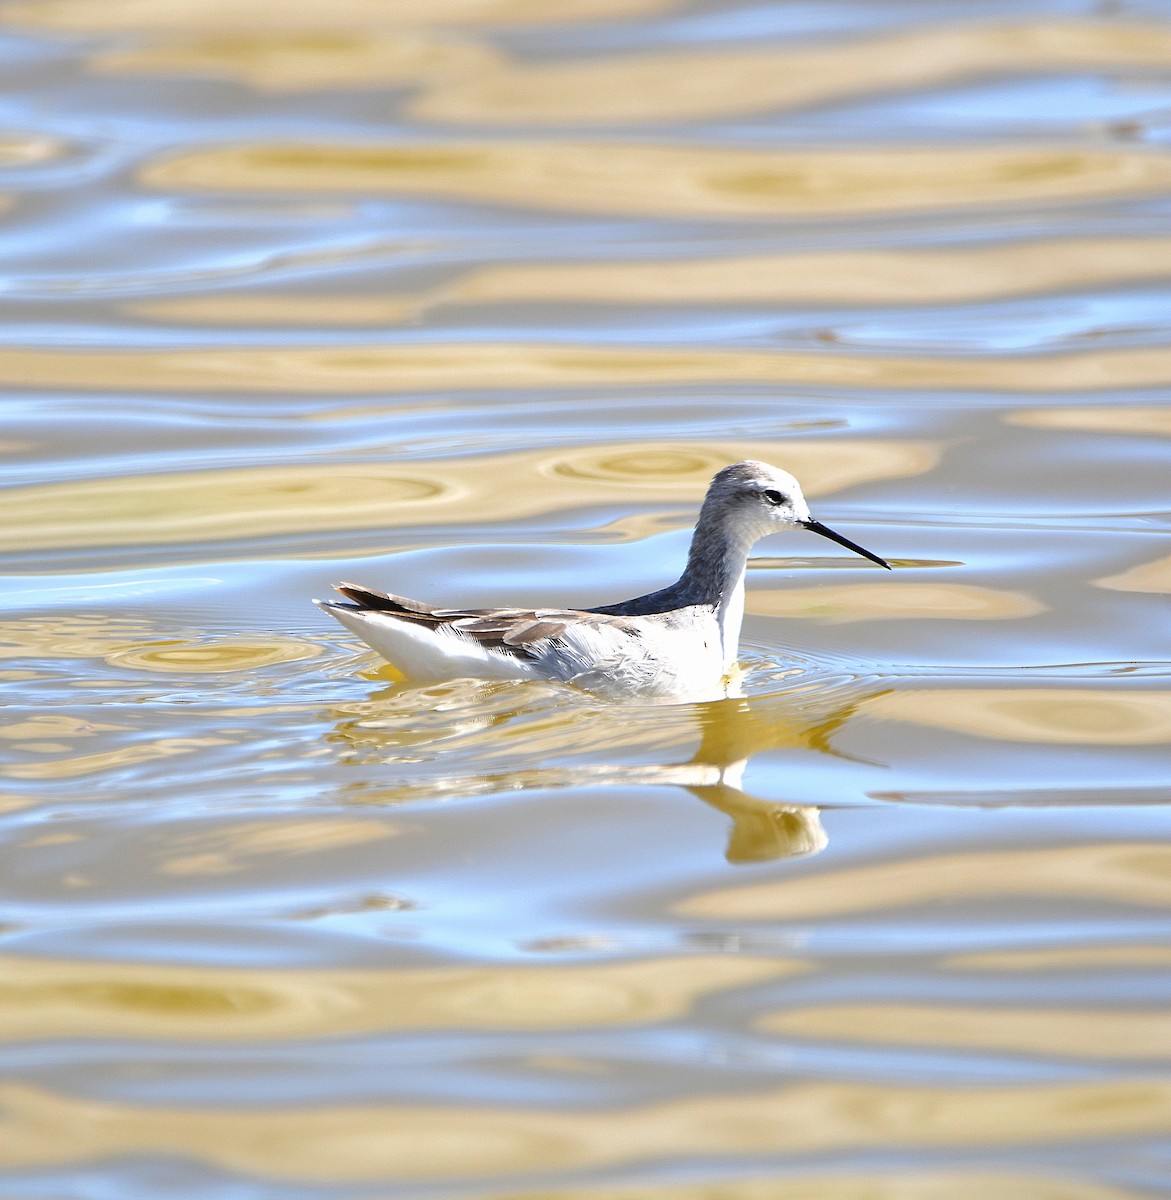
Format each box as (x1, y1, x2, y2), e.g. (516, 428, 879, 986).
(801, 519, 891, 569)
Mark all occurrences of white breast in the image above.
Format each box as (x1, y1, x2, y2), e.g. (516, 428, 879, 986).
(530, 609, 726, 701)
(716, 572, 745, 674)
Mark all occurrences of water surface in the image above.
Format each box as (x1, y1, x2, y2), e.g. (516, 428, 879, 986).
(1, 0, 1171, 1196)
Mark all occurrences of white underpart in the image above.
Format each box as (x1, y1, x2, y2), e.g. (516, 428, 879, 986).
(714, 532, 755, 674)
(716, 572, 744, 675)
(318, 600, 727, 701)
(318, 602, 538, 682)
(530, 615, 724, 700)
(713, 512, 778, 675)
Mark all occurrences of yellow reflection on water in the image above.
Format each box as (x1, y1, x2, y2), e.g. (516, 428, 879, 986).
(0, 619, 340, 779)
(133, 292, 422, 325)
(0, 954, 792, 1040)
(108, 638, 321, 673)
(458, 1173, 1161, 1200)
(0, 133, 59, 166)
(1009, 405, 1171, 436)
(677, 843, 1171, 919)
(0, 616, 320, 674)
(85, 13, 1171, 118)
(442, 235, 1171, 309)
(747, 582, 1044, 623)
(682, 685, 880, 861)
(0, 714, 128, 739)
(761, 1004, 1171, 1060)
(158, 818, 396, 876)
(1, 0, 670, 33)
(326, 673, 878, 862)
(864, 688, 1171, 744)
(1097, 554, 1171, 594)
(2, 736, 233, 781)
(140, 141, 1171, 219)
(97, 31, 501, 92)
(0, 438, 933, 552)
(949, 946, 1171, 971)
(130, 238, 1171, 323)
(409, 20, 1171, 124)
(0, 614, 164, 661)
(706, 798, 827, 863)
(0, 1076, 1166, 1182)
(6, 342, 1171, 395)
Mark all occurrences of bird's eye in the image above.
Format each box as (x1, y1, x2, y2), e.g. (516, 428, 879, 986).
(762, 489, 785, 506)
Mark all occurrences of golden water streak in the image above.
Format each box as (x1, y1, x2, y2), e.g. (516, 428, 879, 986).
(0, 135, 58, 166)
(0, 618, 319, 674)
(949, 946, 1171, 970)
(864, 688, 1171, 744)
(461, 1173, 1155, 1200)
(134, 293, 424, 325)
(746, 583, 1045, 623)
(2, 736, 233, 780)
(139, 142, 1171, 219)
(1, 0, 669, 33)
(442, 235, 1171, 308)
(98, 32, 501, 92)
(157, 817, 396, 876)
(762, 1004, 1171, 1060)
(88, 18, 1171, 105)
(0, 955, 791, 1040)
(108, 638, 320, 673)
(0, 614, 186, 660)
(1097, 555, 1171, 594)
(410, 21, 1171, 124)
(677, 842, 1171, 919)
(134, 237, 1171, 322)
(0, 1078, 1166, 1181)
(0, 714, 128, 739)
(1009, 405, 1171, 436)
(0, 439, 935, 552)
(5, 342, 1171, 394)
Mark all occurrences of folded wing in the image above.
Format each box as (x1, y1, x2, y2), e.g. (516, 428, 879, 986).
(331, 582, 631, 662)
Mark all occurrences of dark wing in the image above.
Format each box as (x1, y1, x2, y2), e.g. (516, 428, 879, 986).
(332, 582, 633, 661)
(335, 582, 437, 615)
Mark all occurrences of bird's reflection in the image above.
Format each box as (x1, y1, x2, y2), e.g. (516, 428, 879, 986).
(325, 669, 880, 864)
(680, 684, 872, 862)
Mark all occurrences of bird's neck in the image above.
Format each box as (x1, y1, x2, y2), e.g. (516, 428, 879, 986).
(677, 511, 755, 671)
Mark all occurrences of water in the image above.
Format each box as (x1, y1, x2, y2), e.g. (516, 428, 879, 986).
(1, 0, 1170, 1196)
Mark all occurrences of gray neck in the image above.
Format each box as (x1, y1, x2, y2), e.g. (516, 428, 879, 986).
(588, 497, 756, 637)
(679, 503, 755, 672)
(675, 503, 755, 607)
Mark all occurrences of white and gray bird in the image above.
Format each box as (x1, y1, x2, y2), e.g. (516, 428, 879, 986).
(315, 460, 890, 700)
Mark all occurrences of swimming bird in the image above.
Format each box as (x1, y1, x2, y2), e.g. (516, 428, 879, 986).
(316, 460, 889, 700)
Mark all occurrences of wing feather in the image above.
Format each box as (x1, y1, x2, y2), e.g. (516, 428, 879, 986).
(334, 582, 437, 614)
(329, 582, 640, 661)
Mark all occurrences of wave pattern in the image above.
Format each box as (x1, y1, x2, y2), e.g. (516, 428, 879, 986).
(0, 0, 1169, 1197)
